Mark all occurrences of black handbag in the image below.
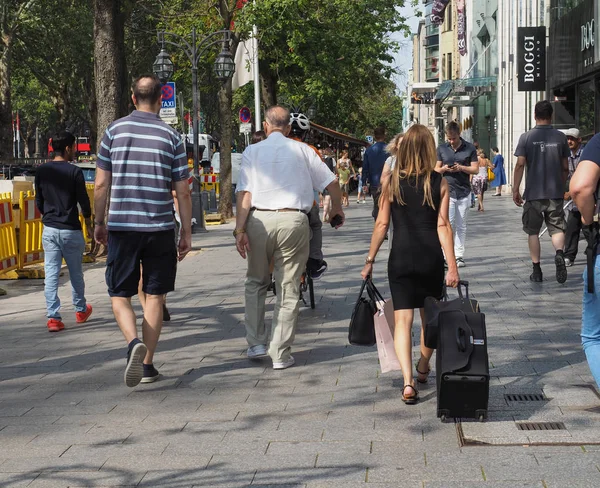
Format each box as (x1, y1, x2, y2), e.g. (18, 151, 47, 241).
(423, 281, 479, 349)
(348, 278, 377, 346)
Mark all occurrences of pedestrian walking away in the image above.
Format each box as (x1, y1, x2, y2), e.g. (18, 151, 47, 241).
(435, 121, 478, 268)
(94, 74, 192, 388)
(472, 149, 492, 212)
(490, 146, 507, 196)
(361, 124, 459, 405)
(289, 112, 330, 280)
(570, 132, 600, 389)
(562, 128, 585, 267)
(234, 105, 345, 370)
(34, 130, 93, 332)
(513, 100, 569, 284)
(362, 127, 390, 222)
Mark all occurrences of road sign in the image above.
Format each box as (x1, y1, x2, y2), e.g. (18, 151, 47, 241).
(239, 106, 251, 123)
(159, 107, 176, 117)
(239, 122, 252, 134)
(161, 116, 178, 126)
(161, 82, 176, 109)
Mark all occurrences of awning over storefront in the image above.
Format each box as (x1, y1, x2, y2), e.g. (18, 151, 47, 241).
(436, 76, 497, 107)
(309, 122, 370, 147)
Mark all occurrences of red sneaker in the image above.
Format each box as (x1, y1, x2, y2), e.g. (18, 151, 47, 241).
(76, 304, 93, 323)
(47, 319, 65, 332)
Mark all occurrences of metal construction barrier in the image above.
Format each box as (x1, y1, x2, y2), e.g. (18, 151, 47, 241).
(200, 174, 220, 196)
(0, 193, 18, 285)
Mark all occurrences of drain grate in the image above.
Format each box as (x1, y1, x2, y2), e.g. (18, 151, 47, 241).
(516, 422, 566, 431)
(505, 393, 547, 402)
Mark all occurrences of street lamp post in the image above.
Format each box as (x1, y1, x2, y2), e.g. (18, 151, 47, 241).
(153, 28, 235, 233)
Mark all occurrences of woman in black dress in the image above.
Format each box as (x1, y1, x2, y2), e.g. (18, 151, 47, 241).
(361, 124, 459, 404)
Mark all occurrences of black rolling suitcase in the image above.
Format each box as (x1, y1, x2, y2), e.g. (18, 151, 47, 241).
(436, 309, 489, 422)
(424, 281, 479, 349)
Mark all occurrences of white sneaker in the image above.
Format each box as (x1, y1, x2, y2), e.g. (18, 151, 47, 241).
(456, 257, 466, 268)
(273, 356, 295, 370)
(247, 344, 268, 358)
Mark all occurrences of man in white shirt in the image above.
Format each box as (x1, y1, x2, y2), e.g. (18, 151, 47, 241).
(234, 105, 345, 370)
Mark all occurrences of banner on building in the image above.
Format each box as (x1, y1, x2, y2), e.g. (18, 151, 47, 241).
(517, 27, 546, 91)
(431, 0, 451, 26)
(457, 0, 467, 56)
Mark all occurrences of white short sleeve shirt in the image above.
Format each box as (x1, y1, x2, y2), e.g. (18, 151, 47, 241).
(236, 132, 335, 212)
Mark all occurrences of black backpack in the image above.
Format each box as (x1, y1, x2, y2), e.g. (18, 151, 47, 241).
(324, 157, 335, 173)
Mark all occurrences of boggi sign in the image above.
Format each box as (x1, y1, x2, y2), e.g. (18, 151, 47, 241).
(517, 26, 546, 91)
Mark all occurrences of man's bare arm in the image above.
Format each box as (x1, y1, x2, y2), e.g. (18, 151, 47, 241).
(571, 160, 600, 225)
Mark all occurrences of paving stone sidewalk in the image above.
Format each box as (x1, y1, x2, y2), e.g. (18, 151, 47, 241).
(0, 195, 599, 487)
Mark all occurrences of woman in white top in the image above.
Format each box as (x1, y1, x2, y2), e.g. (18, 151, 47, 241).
(471, 149, 492, 212)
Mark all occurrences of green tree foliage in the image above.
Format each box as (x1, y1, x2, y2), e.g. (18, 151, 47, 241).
(238, 0, 412, 137)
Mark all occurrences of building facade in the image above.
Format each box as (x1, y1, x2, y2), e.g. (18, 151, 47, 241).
(548, 0, 598, 140)
(497, 0, 546, 187)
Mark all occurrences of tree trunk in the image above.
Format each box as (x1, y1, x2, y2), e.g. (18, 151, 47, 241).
(93, 0, 125, 146)
(217, 78, 234, 219)
(0, 29, 13, 160)
(260, 68, 277, 107)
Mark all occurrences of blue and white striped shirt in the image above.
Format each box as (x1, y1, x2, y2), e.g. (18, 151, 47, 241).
(97, 110, 188, 232)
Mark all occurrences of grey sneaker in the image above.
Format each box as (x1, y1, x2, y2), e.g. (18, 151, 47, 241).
(564, 258, 573, 267)
(273, 356, 295, 370)
(125, 341, 147, 388)
(456, 257, 466, 268)
(247, 344, 268, 358)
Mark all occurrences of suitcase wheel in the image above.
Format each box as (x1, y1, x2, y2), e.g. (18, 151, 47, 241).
(476, 409, 487, 422)
(440, 414, 447, 422)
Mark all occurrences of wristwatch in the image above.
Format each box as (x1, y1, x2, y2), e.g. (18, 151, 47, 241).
(365, 256, 375, 264)
(233, 228, 246, 237)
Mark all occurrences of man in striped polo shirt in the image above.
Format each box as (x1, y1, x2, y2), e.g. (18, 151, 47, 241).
(94, 74, 192, 388)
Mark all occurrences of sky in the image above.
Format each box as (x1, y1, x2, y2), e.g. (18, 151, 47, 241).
(390, 3, 423, 94)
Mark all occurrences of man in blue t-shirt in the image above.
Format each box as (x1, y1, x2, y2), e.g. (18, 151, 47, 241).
(570, 132, 600, 389)
(362, 127, 389, 221)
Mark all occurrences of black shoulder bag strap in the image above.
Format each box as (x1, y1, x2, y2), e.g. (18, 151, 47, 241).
(585, 183, 600, 294)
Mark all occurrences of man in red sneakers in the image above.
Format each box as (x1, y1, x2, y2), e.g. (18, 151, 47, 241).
(34, 131, 93, 332)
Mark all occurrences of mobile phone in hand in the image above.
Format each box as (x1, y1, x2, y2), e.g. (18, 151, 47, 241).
(330, 214, 343, 228)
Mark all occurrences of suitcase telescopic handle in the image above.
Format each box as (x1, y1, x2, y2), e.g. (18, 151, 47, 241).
(456, 327, 468, 352)
(457, 281, 469, 300)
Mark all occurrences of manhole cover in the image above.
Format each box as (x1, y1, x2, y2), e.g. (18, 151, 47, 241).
(516, 422, 566, 431)
(505, 393, 547, 402)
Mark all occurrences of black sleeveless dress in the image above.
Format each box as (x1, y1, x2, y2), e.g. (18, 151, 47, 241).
(388, 172, 444, 310)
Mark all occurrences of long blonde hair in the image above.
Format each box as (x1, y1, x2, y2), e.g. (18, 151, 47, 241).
(386, 124, 436, 209)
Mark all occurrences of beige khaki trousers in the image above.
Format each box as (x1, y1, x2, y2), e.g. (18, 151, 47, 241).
(244, 210, 310, 362)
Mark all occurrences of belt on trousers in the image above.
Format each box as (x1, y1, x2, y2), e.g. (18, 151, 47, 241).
(251, 207, 308, 214)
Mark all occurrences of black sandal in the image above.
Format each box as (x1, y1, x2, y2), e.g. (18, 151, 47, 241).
(402, 384, 419, 405)
(415, 357, 431, 384)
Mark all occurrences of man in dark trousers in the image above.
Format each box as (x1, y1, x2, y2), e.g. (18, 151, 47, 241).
(35, 131, 93, 332)
(362, 127, 389, 221)
(94, 74, 192, 388)
(563, 128, 585, 267)
(513, 100, 569, 283)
